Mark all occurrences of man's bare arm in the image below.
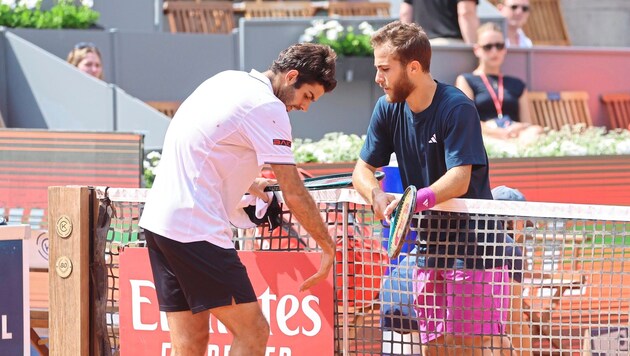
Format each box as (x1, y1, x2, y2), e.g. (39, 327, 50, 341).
(352, 158, 394, 220)
(271, 163, 335, 291)
(399, 2, 413, 23)
(428, 165, 472, 203)
(457, 1, 479, 44)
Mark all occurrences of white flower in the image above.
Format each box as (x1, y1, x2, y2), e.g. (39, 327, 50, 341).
(358, 21, 374, 35)
(1, 0, 17, 8)
(616, 139, 630, 155)
(81, 0, 93, 8)
(299, 34, 314, 43)
(19, 0, 37, 9)
(559, 140, 588, 156)
(324, 20, 342, 30)
(326, 29, 339, 41)
(147, 151, 161, 160)
(304, 26, 321, 38)
(539, 141, 559, 156)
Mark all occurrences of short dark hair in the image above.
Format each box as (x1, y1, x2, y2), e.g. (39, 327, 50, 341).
(371, 21, 431, 73)
(269, 43, 337, 92)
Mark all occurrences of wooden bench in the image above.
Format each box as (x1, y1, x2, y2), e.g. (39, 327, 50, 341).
(528, 91, 592, 130)
(163, 0, 235, 34)
(243, 1, 316, 19)
(601, 93, 630, 130)
(327, 1, 390, 17)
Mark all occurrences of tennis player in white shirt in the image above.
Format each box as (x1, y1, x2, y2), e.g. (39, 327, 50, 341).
(140, 43, 338, 356)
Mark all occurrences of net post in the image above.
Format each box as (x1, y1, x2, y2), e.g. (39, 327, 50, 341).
(48, 186, 93, 355)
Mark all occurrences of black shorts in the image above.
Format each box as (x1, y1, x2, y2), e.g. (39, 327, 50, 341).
(144, 229, 257, 314)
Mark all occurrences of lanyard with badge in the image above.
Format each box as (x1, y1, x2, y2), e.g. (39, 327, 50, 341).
(480, 73, 512, 128)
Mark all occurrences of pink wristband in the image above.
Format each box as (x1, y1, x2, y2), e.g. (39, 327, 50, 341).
(415, 187, 436, 213)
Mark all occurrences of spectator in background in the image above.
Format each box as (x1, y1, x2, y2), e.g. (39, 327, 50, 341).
(66, 42, 104, 80)
(455, 22, 542, 143)
(497, 0, 533, 47)
(399, 0, 479, 45)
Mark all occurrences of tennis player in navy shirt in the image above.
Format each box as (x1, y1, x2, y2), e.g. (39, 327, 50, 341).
(352, 21, 513, 355)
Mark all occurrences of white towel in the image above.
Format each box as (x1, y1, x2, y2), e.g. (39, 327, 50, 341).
(229, 192, 274, 229)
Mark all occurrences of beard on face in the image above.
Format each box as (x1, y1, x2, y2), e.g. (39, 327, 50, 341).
(277, 84, 297, 110)
(386, 70, 414, 103)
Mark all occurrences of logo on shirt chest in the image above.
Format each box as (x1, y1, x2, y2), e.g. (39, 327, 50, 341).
(273, 139, 292, 148)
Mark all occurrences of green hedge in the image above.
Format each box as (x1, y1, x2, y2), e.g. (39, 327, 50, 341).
(0, 0, 99, 29)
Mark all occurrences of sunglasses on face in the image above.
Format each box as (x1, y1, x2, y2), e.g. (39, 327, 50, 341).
(481, 42, 506, 51)
(510, 4, 530, 12)
(74, 41, 97, 50)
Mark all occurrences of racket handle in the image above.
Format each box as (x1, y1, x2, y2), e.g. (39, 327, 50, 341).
(415, 187, 436, 213)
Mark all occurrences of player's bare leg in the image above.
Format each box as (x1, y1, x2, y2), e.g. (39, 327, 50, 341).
(166, 309, 211, 356)
(211, 300, 270, 356)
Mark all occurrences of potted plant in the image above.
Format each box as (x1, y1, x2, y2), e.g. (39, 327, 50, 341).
(299, 19, 376, 81)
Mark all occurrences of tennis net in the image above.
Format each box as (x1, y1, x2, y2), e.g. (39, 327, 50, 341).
(82, 187, 630, 355)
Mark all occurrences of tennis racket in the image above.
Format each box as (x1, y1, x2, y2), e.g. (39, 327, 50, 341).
(265, 171, 384, 192)
(387, 185, 417, 259)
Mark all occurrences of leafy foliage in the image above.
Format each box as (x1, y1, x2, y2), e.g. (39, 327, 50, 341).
(0, 0, 99, 29)
(485, 125, 630, 158)
(143, 151, 161, 188)
(299, 20, 374, 57)
(293, 132, 366, 163)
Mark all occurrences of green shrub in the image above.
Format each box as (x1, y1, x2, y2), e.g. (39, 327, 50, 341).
(299, 20, 374, 57)
(0, 0, 99, 29)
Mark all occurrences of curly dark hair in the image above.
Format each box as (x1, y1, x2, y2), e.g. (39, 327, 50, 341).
(269, 43, 337, 92)
(371, 21, 431, 73)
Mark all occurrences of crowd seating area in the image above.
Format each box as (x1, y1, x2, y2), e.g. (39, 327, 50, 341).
(163, 0, 392, 33)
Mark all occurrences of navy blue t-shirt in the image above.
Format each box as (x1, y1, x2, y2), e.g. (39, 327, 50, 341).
(360, 81, 507, 269)
(462, 73, 526, 122)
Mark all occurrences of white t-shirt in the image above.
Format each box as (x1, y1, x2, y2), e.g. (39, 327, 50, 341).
(139, 70, 295, 249)
(507, 28, 533, 48)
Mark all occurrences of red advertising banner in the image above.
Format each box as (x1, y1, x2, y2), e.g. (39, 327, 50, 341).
(119, 248, 334, 356)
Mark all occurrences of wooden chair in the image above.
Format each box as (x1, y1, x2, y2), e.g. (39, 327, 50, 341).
(146, 101, 181, 118)
(243, 1, 315, 19)
(163, 1, 235, 34)
(487, 0, 570, 46)
(327, 1, 391, 17)
(600, 93, 630, 130)
(524, 0, 571, 45)
(513, 224, 589, 355)
(528, 91, 592, 130)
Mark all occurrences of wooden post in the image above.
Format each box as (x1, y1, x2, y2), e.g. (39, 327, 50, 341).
(48, 186, 93, 356)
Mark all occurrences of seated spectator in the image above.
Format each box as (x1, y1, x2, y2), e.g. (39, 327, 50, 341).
(66, 42, 104, 80)
(497, 0, 533, 48)
(455, 23, 542, 143)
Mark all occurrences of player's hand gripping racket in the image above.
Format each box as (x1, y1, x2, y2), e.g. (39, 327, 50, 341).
(265, 171, 384, 191)
(387, 185, 417, 259)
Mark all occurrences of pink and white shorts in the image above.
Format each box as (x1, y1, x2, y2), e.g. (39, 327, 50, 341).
(412, 266, 510, 344)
